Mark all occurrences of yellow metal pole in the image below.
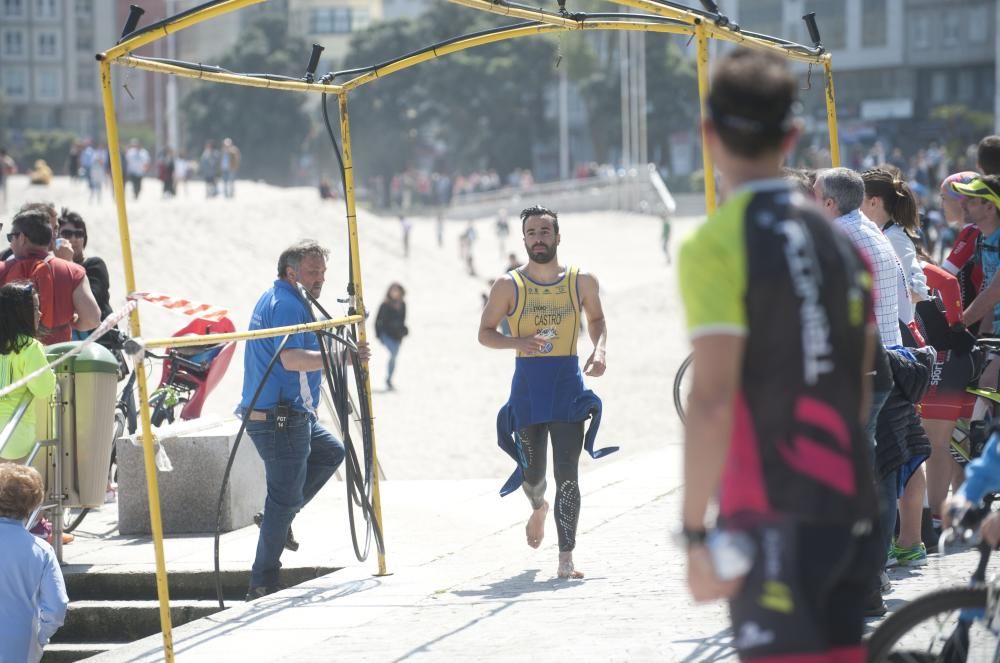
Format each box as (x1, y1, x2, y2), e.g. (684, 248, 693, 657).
(115, 56, 343, 95)
(100, 0, 265, 63)
(99, 62, 175, 662)
(823, 58, 841, 167)
(695, 23, 716, 214)
(140, 315, 363, 350)
(338, 92, 388, 576)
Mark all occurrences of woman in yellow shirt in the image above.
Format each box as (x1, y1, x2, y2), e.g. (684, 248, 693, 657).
(0, 282, 57, 461)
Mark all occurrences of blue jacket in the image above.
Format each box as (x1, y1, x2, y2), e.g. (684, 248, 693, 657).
(957, 431, 1000, 504)
(496, 388, 618, 496)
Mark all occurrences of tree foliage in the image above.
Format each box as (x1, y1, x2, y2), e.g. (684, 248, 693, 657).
(340, 6, 699, 188)
(181, 16, 310, 183)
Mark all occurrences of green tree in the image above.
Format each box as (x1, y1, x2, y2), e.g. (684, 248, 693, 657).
(341, 6, 558, 192)
(182, 16, 310, 183)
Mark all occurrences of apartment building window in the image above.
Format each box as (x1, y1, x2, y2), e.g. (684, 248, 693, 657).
(1, 67, 27, 98)
(33, 0, 58, 19)
(861, 0, 887, 48)
(912, 14, 931, 50)
(75, 0, 92, 16)
(969, 7, 989, 44)
(2, 29, 25, 56)
(958, 70, 975, 103)
(309, 7, 351, 34)
(35, 69, 61, 100)
(77, 27, 93, 51)
(36, 31, 59, 58)
(930, 72, 948, 104)
(942, 12, 961, 48)
(3, 0, 24, 18)
(77, 62, 95, 93)
(801, 0, 845, 50)
(353, 9, 369, 30)
(739, 0, 782, 40)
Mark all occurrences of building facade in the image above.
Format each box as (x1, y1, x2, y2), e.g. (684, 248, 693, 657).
(0, 0, 116, 137)
(728, 0, 998, 155)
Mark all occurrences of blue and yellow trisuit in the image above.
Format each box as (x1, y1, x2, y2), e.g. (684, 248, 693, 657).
(495, 265, 618, 495)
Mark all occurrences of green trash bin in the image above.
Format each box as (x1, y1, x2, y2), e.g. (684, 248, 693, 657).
(33, 341, 119, 508)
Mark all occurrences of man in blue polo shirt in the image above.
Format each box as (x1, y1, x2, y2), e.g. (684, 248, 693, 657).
(240, 239, 370, 600)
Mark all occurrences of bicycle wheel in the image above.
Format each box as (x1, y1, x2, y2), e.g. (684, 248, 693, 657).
(867, 586, 995, 662)
(62, 508, 90, 534)
(673, 353, 693, 425)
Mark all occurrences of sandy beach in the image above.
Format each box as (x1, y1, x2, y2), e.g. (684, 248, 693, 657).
(3, 174, 695, 481)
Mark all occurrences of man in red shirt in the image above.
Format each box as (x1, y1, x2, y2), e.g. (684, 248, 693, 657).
(0, 209, 100, 344)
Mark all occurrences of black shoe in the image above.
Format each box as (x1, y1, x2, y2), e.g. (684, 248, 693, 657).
(921, 507, 940, 554)
(253, 511, 300, 552)
(245, 585, 284, 601)
(863, 591, 888, 618)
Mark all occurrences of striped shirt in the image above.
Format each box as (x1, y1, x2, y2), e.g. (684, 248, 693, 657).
(834, 209, 907, 346)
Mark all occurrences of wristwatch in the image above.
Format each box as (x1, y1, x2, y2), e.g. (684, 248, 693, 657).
(675, 526, 708, 549)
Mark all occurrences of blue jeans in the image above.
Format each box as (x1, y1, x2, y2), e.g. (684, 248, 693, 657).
(379, 334, 401, 384)
(222, 170, 235, 198)
(246, 411, 344, 588)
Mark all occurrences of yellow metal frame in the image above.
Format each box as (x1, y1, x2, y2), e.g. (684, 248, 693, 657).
(97, 1, 841, 658)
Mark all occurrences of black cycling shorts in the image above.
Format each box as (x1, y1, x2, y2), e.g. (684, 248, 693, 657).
(728, 519, 879, 662)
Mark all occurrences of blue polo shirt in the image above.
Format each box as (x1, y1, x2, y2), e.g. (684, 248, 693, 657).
(239, 279, 320, 414)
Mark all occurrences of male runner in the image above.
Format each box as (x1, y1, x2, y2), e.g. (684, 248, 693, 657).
(678, 48, 878, 660)
(479, 205, 615, 579)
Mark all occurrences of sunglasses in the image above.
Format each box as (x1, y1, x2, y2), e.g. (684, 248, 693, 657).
(6, 231, 21, 242)
(59, 228, 85, 239)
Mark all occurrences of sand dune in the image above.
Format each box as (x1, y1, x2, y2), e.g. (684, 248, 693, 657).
(4, 175, 694, 480)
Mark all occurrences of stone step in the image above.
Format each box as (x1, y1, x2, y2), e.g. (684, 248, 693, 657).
(41, 642, 116, 663)
(63, 566, 338, 601)
(51, 600, 227, 644)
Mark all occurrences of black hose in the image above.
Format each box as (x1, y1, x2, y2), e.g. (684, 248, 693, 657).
(212, 334, 291, 609)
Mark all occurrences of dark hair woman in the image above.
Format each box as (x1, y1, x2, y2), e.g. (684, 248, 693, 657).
(57, 209, 113, 327)
(374, 282, 407, 391)
(0, 282, 56, 462)
(862, 168, 930, 302)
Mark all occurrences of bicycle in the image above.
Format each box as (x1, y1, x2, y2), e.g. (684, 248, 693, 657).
(866, 505, 1000, 662)
(673, 352, 693, 425)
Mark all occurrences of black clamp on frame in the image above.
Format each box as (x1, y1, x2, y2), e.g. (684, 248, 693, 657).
(304, 43, 325, 84)
(699, 0, 738, 31)
(802, 12, 824, 50)
(120, 4, 145, 40)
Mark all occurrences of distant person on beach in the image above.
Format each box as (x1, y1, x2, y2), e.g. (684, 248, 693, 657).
(124, 139, 150, 199)
(400, 216, 412, 258)
(200, 141, 220, 198)
(239, 240, 369, 600)
(677, 48, 877, 661)
(661, 214, 672, 264)
(461, 221, 477, 276)
(479, 204, 614, 579)
(221, 137, 241, 199)
(0, 147, 16, 213)
(375, 282, 407, 390)
(495, 208, 510, 257)
(0, 464, 68, 663)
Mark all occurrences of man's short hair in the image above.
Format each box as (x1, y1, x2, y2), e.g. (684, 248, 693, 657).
(11, 208, 53, 246)
(520, 205, 559, 234)
(978, 135, 1000, 176)
(0, 464, 44, 520)
(58, 208, 88, 247)
(276, 240, 330, 278)
(815, 167, 865, 216)
(707, 48, 797, 158)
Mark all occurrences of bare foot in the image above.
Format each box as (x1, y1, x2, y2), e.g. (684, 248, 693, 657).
(557, 552, 584, 579)
(525, 501, 549, 549)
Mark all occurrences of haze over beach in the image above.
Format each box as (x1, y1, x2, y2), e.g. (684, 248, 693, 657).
(4, 174, 692, 481)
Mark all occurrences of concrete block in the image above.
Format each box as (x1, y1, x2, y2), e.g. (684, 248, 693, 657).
(116, 418, 264, 535)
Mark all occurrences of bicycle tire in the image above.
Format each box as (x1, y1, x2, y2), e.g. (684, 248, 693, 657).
(866, 586, 988, 662)
(673, 353, 692, 425)
(63, 508, 90, 534)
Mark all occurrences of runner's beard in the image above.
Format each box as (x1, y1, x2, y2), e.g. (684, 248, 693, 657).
(527, 243, 557, 264)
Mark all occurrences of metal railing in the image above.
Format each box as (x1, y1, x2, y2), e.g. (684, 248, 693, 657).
(1, 386, 68, 562)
